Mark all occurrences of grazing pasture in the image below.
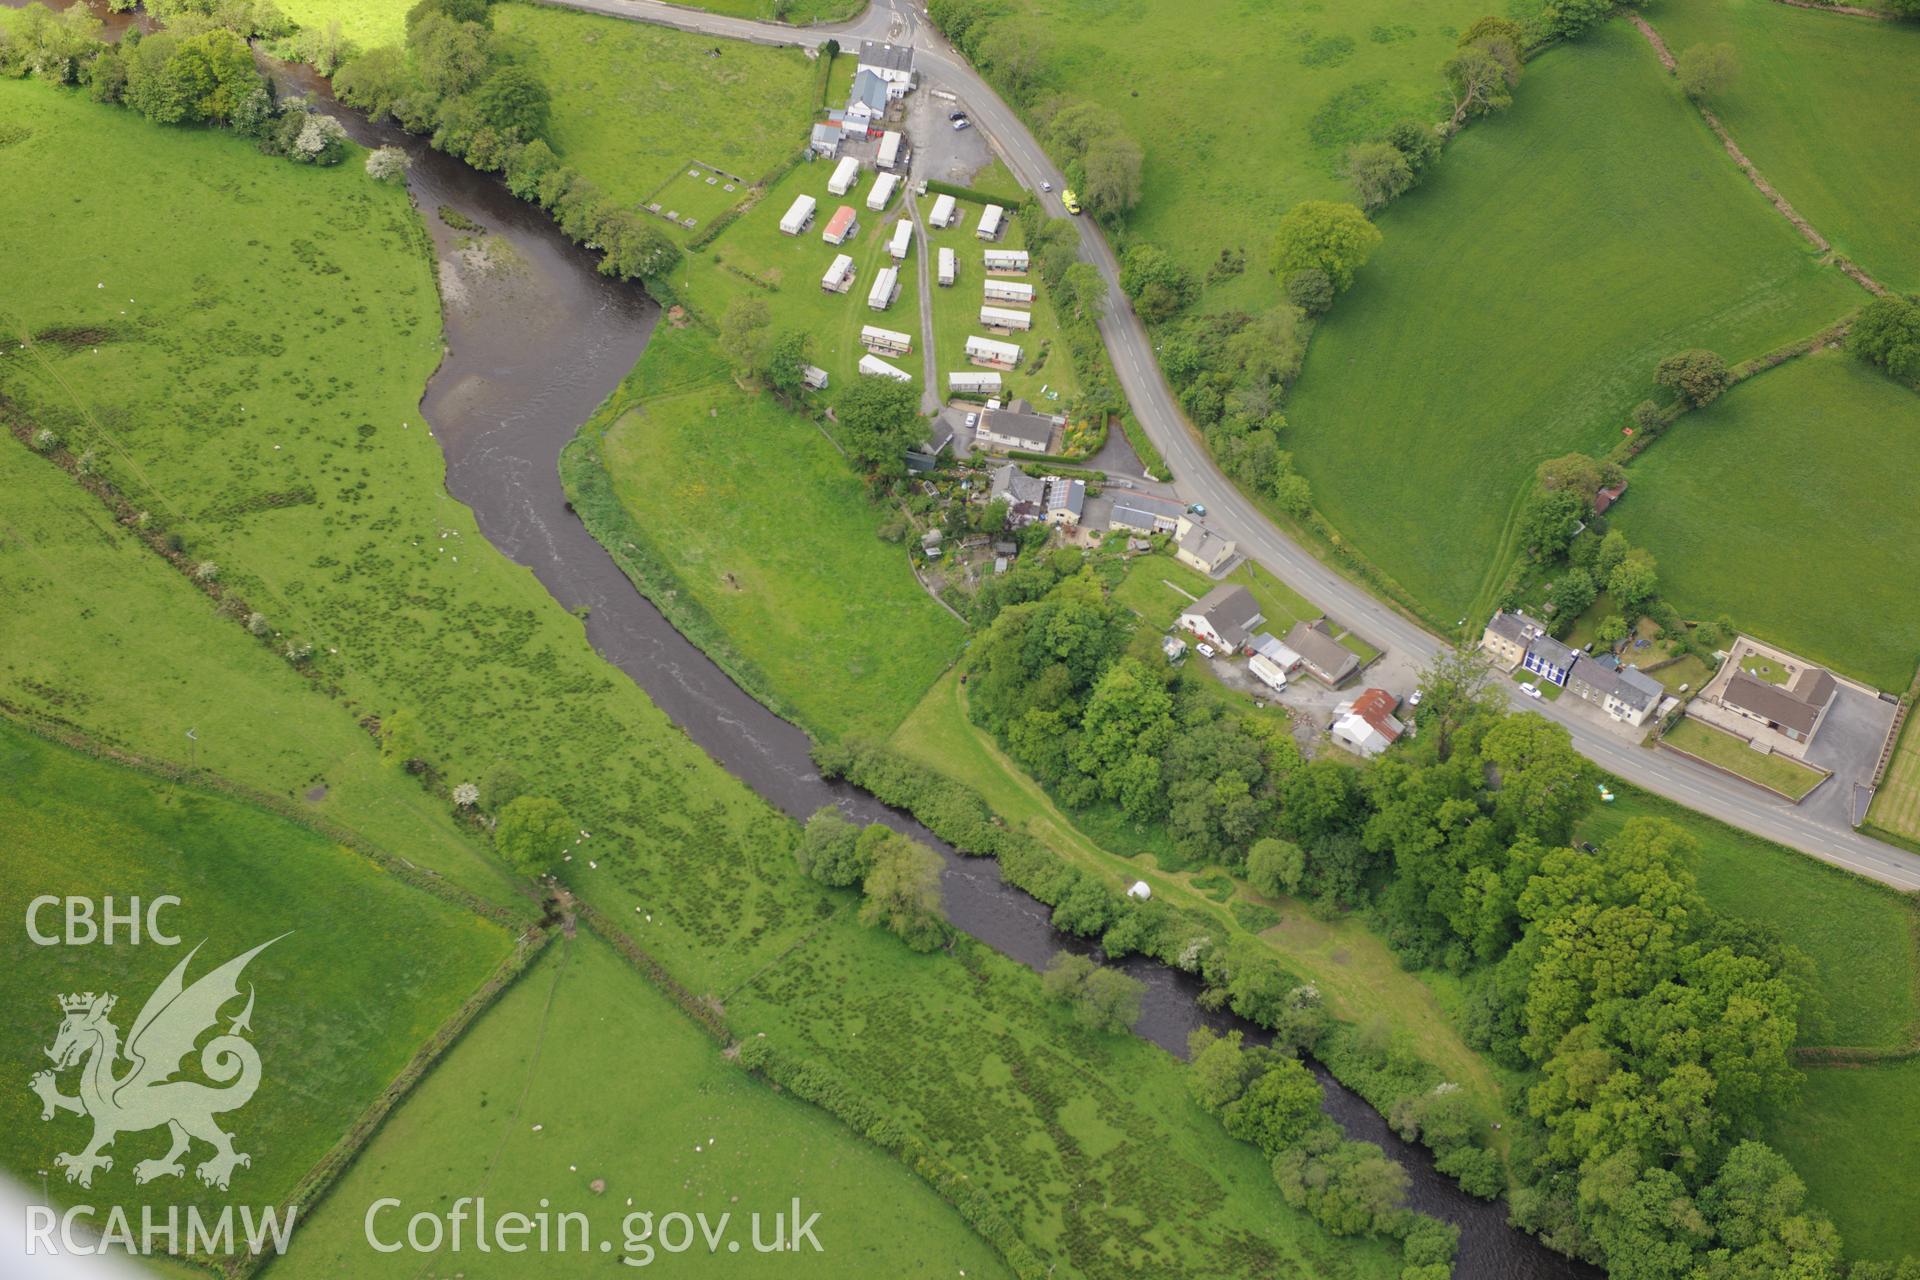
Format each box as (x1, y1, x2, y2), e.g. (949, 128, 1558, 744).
(273, 934, 1014, 1279)
(582, 326, 966, 741)
(494, 3, 817, 219)
(1870, 716, 1920, 848)
(1647, 0, 1920, 290)
(1766, 1058, 1920, 1264)
(976, 0, 1490, 309)
(1613, 352, 1920, 691)
(0, 724, 511, 1241)
(1280, 25, 1857, 624)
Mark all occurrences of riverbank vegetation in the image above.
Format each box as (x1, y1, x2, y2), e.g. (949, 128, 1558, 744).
(2, 73, 1412, 1278)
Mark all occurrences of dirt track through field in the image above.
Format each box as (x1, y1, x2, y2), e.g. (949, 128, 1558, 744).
(1625, 12, 1887, 296)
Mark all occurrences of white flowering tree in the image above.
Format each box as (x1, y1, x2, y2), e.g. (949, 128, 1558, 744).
(365, 145, 410, 184)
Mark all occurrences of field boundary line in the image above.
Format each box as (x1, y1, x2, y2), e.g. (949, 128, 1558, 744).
(1655, 733, 1830, 803)
(225, 927, 555, 1279)
(1769, 0, 1900, 20)
(1625, 12, 1886, 296)
(0, 707, 534, 928)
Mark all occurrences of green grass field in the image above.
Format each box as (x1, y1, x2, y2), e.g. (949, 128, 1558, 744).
(1766, 1058, 1920, 1263)
(1613, 352, 1920, 690)
(587, 325, 966, 740)
(1647, 0, 1920, 291)
(275, 0, 410, 49)
(0, 723, 511, 1245)
(1578, 788, 1918, 1050)
(495, 3, 818, 223)
(1281, 23, 1858, 625)
(1661, 717, 1827, 800)
(980, 0, 1489, 310)
(274, 932, 1013, 1277)
(1869, 716, 1920, 846)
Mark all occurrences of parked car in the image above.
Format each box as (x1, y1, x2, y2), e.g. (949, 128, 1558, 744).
(953, 118, 972, 131)
(948, 111, 966, 121)
(1196, 643, 1216, 659)
(1519, 682, 1542, 699)
(1408, 689, 1423, 707)
(1187, 502, 1206, 516)
(965, 412, 979, 428)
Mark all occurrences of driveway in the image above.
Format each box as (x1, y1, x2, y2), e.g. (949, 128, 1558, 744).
(1803, 687, 1899, 827)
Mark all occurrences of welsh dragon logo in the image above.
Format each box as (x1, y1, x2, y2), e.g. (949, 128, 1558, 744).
(29, 937, 284, 1191)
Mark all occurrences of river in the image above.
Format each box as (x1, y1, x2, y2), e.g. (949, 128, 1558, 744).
(6, 5, 1594, 1270)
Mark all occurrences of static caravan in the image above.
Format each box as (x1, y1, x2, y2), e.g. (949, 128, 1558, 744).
(976, 203, 1005, 240)
(866, 172, 900, 212)
(949, 371, 1002, 395)
(937, 246, 957, 287)
(979, 305, 1033, 332)
(860, 324, 912, 357)
(778, 194, 817, 236)
(801, 364, 830, 391)
(928, 193, 958, 228)
(821, 253, 856, 294)
(888, 219, 913, 260)
(1248, 655, 1290, 694)
(823, 205, 859, 245)
(877, 130, 906, 170)
(868, 265, 900, 311)
(965, 335, 1022, 368)
(827, 155, 861, 196)
(984, 279, 1036, 305)
(983, 249, 1029, 273)
(858, 353, 912, 383)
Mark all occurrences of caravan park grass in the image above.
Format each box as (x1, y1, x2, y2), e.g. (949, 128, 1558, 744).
(1661, 718, 1827, 800)
(274, 933, 1014, 1279)
(1646, 0, 1920, 291)
(0, 722, 512, 1239)
(981, 0, 1489, 310)
(1280, 23, 1857, 626)
(4, 78, 1399, 1278)
(587, 325, 966, 740)
(1577, 787, 1919, 1050)
(495, 3, 817, 221)
(923, 195, 1084, 410)
(1612, 352, 1920, 691)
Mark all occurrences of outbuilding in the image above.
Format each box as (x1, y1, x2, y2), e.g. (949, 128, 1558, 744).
(877, 130, 907, 171)
(965, 335, 1022, 369)
(949, 371, 1002, 395)
(868, 265, 900, 311)
(801, 364, 830, 390)
(937, 246, 957, 287)
(977, 204, 1005, 240)
(984, 279, 1035, 305)
(979, 304, 1032, 332)
(823, 205, 859, 245)
(860, 324, 912, 356)
(821, 253, 856, 293)
(888, 219, 913, 260)
(929, 193, 958, 228)
(983, 249, 1028, 273)
(866, 172, 900, 211)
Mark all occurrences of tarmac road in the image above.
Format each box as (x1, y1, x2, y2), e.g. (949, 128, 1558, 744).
(537, 0, 1920, 892)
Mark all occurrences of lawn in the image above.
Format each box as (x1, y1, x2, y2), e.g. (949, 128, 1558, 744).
(1661, 717, 1827, 800)
(976, 0, 1491, 310)
(1110, 552, 1215, 629)
(1644, 0, 1920, 291)
(1577, 787, 1919, 1051)
(1765, 1059, 1920, 1264)
(494, 3, 818, 223)
(1869, 715, 1920, 848)
(0, 723, 512, 1252)
(273, 932, 1014, 1278)
(1281, 23, 1858, 626)
(582, 324, 967, 740)
(923, 192, 1084, 414)
(1612, 351, 1920, 691)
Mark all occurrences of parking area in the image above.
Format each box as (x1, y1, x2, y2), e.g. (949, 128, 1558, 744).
(1803, 685, 1899, 826)
(905, 82, 994, 185)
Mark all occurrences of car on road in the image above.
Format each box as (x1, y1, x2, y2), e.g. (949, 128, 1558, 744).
(953, 118, 972, 131)
(1041, 181, 1052, 192)
(1196, 643, 1216, 659)
(1187, 502, 1206, 516)
(1519, 682, 1542, 699)
(1061, 188, 1081, 214)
